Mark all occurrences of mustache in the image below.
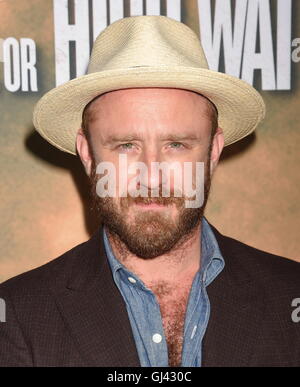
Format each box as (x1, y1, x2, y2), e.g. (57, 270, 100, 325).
(120, 190, 185, 209)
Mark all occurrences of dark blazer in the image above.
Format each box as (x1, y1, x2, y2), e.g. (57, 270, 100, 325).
(0, 223, 299, 367)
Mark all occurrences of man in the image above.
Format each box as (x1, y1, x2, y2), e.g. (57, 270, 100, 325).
(0, 16, 299, 367)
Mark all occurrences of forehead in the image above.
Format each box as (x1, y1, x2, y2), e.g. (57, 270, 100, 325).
(83, 88, 215, 138)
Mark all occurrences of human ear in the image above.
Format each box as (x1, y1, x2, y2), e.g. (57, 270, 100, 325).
(210, 127, 224, 176)
(76, 128, 93, 176)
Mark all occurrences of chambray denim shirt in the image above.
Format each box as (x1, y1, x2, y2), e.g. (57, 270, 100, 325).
(103, 217, 225, 367)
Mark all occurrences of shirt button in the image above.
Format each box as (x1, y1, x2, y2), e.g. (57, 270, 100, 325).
(152, 333, 162, 343)
(191, 325, 197, 339)
(128, 277, 136, 284)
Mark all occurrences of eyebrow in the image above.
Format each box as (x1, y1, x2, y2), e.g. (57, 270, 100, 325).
(102, 133, 201, 145)
(159, 134, 200, 142)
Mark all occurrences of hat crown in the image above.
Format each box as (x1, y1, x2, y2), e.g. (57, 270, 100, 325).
(87, 15, 208, 73)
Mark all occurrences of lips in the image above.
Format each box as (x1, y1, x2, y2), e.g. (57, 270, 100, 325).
(135, 202, 168, 209)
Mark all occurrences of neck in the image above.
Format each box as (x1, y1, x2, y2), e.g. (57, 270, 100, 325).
(105, 222, 202, 287)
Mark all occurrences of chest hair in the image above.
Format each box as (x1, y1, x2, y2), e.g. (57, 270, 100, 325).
(149, 281, 192, 367)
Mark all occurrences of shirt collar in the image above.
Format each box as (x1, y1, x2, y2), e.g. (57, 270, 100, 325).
(103, 217, 225, 287)
(200, 217, 225, 286)
(103, 227, 123, 275)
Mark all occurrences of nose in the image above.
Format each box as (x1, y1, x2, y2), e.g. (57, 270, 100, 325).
(139, 149, 166, 193)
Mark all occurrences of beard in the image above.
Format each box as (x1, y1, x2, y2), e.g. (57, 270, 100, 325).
(88, 158, 212, 259)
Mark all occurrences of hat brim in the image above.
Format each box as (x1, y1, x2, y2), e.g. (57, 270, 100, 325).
(33, 66, 265, 155)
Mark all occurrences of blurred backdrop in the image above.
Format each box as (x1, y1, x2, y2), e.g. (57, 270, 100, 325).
(0, 0, 299, 282)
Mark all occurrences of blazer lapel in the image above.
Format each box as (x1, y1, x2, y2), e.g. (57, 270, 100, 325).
(51, 227, 140, 367)
(202, 226, 265, 367)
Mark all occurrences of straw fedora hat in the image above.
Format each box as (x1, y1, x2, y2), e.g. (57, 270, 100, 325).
(33, 15, 265, 155)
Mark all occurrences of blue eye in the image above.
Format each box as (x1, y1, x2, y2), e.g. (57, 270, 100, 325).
(170, 142, 184, 149)
(119, 143, 134, 150)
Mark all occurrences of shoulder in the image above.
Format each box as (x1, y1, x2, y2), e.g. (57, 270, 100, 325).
(0, 238, 90, 298)
(211, 223, 300, 289)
